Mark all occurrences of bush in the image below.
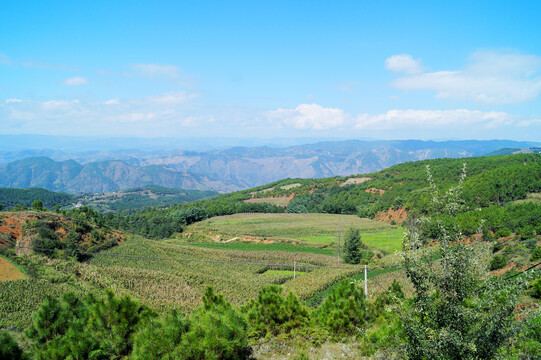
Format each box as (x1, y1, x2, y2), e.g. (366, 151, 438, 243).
(243, 285, 309, 338)
(519, 225, 535, 240)
(490, 254, 509, 270)
(495, 227, 512, 238)
(0, 331, 27, 360)
(176, 287, 252, 360)
(531, 246, 541, 261)
(316, 280, 367, 336)
(531, 279, 541, 299)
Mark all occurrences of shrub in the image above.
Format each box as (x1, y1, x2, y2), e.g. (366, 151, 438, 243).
(490, 254, 509, 271)
(495, 227, 512, 238)
(316, 280, 367, 336)
(531, 246, 541, 261)
(176, 287, 252, 360)
(531, 279, 541, 299)
(243, 285, 309, 338)
(0, 331, 27, 360)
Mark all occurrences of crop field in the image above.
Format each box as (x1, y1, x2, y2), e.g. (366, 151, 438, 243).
(176, 241, 336, 256)
(0, 255, 26, 281)
(188, 213, 395, 243)
(0, 234, 412, 330)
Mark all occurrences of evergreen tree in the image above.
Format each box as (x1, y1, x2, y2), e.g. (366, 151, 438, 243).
(31, 200, 43, 211)
(343, 227, 363, 264)
(0, 331, 27, 360)
(316, 280, 367, 336)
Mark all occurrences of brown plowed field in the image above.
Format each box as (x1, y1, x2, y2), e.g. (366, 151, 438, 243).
(0, 256, 26, 281)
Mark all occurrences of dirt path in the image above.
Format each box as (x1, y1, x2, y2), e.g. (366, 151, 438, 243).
(0, 256, 26, 281)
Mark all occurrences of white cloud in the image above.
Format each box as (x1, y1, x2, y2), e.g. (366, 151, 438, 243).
(516, 119, 541, 127)
(104, 98, 120, 105)
(5, 98, 23, 103)
(61, 77, 88, 86)
(144, 91, 198, 105)
(130, 64, 180, 79)
(106, 112, 157, 123)
(267, 103, 347, 130)
(355, 109, 513, 130)
(388, 50, 541, 104)
(385, 54, 424, 74)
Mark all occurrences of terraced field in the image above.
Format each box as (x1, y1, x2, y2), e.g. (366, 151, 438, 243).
(187, 213, 397, 245)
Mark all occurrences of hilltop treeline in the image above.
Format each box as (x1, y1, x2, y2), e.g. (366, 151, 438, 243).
(0, 188, 73, 210)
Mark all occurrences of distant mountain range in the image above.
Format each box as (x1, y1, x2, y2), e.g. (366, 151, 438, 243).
(0, 139, 539, 193)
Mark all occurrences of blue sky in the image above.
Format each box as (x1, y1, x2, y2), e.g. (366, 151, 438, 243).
(1, 0, 540, 141)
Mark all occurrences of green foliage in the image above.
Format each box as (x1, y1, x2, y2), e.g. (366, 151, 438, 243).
(131, 309, 190, 360)
(0, 187, 73, 210)
(26, 290, 148, 359)
(401, 164, 529, 359)
(0, 331, 27, 360)
(343, 227, 363, 264)
(519, 224, 535, 240)
(243, 285, 310, 338)
(31, 200, 43, 211)
(179, 288, 252, 360)
(315, 280, 367, 336)
(135, 286, 252, 360)
(532, 246, 541, 261)
(531, 278, 541, 299)
(490, 254, 509, 270)
(26, 213, 120, 260)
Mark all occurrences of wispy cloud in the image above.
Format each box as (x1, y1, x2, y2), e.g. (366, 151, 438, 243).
(61, 77, 88, 86)
(355, 109, 513, 130)
(104, 98, 120, 105)
(144, 91, 199, 104)
(387, 50, 541, 104)
(5, 98, 23, 104)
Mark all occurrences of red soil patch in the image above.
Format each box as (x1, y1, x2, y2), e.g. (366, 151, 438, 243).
(0, 256, 26, 281)
(365, 187, 385, 195)
(374, 207, 408, 225)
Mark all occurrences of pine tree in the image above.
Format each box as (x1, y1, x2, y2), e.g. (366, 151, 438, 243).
(0, 331, 27, 360)
(343, 227, 363, 264)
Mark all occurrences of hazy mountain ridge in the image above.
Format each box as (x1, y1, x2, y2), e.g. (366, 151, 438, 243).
(0, 139, 539, 193)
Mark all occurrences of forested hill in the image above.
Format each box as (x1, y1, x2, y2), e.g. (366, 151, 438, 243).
(0, 186, 217, 212)
(99, 153, 540, 239)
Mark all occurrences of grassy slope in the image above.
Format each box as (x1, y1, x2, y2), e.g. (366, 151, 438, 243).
(187, 213, 394, 242)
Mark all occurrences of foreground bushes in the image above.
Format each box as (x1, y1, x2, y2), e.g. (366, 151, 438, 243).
(6, 276, 539, 359)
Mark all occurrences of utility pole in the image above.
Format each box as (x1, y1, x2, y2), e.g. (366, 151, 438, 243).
(364, 264, 368, 299)
(337, 231, 341, 265)
(293, 260, 296, 279)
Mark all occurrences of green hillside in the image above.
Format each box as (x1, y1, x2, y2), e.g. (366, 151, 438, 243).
(0, 188, 74, 210)
(100, 154, 541, 240)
